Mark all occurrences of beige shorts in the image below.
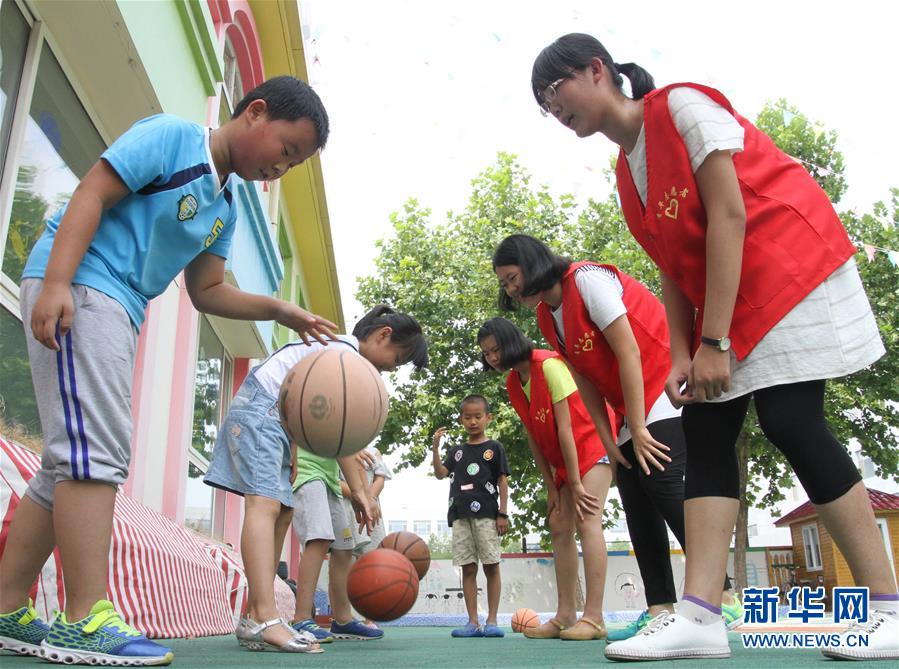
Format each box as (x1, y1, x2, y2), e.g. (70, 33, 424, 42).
(452, 517, 501, 566)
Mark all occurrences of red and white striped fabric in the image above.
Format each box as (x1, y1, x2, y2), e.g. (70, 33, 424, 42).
(0, 436, 247, 638)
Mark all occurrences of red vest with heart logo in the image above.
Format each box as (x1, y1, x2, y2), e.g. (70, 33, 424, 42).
(506, 349, 606, 486)
(614, 83, 856, 360)
(536, 262, 670, 421)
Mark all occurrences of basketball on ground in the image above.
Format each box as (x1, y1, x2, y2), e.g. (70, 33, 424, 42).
(379, 531, 431, 580)
(347, 549, 419, 621)
(278, 348, 388, 458)
(511, 607, 539, 633)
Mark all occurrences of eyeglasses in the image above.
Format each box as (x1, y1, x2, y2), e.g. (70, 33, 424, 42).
(539, 77, 567, 116)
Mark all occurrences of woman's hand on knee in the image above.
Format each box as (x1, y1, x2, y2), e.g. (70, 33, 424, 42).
(631, 426, 672, 475)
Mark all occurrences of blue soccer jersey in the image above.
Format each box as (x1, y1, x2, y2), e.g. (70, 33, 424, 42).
(23, 114, 238, 328)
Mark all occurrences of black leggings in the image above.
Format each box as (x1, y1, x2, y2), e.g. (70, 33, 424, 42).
(682, 380, 861, 504)
(616, 417, 731, 607)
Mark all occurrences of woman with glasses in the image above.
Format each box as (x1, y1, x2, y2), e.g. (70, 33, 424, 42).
(530, 33, 895, 662)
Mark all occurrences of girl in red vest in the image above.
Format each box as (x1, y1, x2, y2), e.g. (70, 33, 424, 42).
(477, 317, 610, 640)
(531, 33, 896, 662)
(492, 234, 740, 639)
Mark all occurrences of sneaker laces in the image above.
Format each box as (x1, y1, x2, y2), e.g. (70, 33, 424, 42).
(844, 611, 887, 635)
(83, 608, 141, 637)
(639, 611, 675, 637)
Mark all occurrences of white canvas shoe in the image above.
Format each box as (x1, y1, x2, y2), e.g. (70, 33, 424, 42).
(604, 612, 730, 661)
(821, 611, 899, 661)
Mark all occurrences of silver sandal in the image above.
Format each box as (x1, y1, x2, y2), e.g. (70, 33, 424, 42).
(235, 617, 324, 653)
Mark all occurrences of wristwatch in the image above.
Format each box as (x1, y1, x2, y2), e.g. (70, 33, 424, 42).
(700, 335, 732, 352)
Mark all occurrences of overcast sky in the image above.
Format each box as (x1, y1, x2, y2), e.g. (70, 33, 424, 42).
(296, 0, 899, 528)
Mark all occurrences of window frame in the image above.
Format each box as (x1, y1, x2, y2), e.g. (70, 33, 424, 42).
(801, 522, 823, 571)
(0, 0, 111, 313)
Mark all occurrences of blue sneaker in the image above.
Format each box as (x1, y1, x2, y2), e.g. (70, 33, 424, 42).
(330, 618, 384, 640)
(0, 598, 50, 656)
(451, 622, 483, 638)
(606, 609, 653, 641)
(40, 599, 173, 666)
(482, 623, 505, 638)
(291, 619, 334, 643)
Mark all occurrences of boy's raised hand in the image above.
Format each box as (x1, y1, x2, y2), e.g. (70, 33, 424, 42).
(31, 282, 74, 350)
(432, 427, 448, 450)
(274, 301, 338, 346)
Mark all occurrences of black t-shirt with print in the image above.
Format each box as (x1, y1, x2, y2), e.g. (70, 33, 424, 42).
(442, 439, 510, 526)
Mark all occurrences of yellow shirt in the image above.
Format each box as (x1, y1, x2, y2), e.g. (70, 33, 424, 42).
(522, 357, 577, 404)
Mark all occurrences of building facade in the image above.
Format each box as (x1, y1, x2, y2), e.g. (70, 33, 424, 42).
(0, 0, 341, 561)
(774, 488, 899, 604)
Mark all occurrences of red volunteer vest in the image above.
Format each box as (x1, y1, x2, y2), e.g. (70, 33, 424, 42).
(536, 262, 670, 421)
(615, 83, 856, 360)
(506, 349, 606, 486)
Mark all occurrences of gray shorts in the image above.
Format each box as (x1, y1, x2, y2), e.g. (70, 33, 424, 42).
(292, 479, 354, 551)
(19, 279, 137, 510)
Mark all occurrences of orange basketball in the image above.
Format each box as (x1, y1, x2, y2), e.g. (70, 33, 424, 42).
(278, 348, 388, 457)
(347, 549, 419, 621)
(379, 531, 431, 580)
(511, 607, 539, 633)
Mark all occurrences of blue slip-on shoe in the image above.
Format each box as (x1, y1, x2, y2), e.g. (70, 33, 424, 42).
(290, 618, 334, 643)
(0, 598, 50, 657)
(482, 623, 505, 638)
(40, 599, 173, 666)
(451, 622, 484, 638)
(330, 618, 384, 640)
(606, 609, 653, 642)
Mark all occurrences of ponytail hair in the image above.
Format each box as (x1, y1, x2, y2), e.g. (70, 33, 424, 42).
(352, 305, 429, 370)
(531, 33, 655, 104)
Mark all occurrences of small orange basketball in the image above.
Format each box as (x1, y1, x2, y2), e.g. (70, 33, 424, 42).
(347, 549, 419, 621)
(511, 607, 539, 633)
(278, 348, 388, 458)
(379, 531, 431, 580)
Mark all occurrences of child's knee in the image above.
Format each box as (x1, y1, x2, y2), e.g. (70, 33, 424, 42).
(329, 548, 353, 568)
(461, 562, 478, 577)
(482, 562, 500, 576)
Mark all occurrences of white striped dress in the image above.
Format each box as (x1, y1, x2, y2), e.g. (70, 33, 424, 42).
(623, 87, 884, 401)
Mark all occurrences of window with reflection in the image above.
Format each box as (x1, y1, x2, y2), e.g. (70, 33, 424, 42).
(188, 316, 231, 538)
(2, 42, 104, 285)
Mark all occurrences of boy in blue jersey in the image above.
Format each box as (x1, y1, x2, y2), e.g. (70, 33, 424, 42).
(0, 76, 335, 665)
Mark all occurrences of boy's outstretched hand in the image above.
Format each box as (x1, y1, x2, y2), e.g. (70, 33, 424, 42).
(274, 301, 338, 346)
(350, 488, 379, 535)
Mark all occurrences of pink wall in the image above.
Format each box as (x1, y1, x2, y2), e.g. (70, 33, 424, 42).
(161, 282, 201, 522)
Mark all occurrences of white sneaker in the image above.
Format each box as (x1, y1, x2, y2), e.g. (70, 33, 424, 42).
(821, 611, 899, 661)
(604, 612, 730, 661)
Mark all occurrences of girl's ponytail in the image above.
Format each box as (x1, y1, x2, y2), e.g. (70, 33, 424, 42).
(352, 305, 429, 370)
(614, 62, 655, 100)
(532, 33, 655, 103)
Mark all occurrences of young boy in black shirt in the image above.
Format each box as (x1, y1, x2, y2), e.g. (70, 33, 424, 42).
(432, 395, 510, 638)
